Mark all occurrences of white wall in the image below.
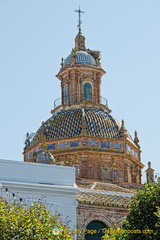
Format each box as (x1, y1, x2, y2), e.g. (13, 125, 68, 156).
(0, 159, 79, 234)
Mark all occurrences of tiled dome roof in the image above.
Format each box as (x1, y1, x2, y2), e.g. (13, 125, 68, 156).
(32, 108, 133, 142)
(64, 51, 96, 67)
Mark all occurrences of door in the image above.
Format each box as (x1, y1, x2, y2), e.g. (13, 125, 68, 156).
(85, 220, 107, 240)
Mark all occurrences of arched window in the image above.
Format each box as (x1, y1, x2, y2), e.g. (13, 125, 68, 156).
(83, 82, 92, 99)
(64, 85, 68, 103)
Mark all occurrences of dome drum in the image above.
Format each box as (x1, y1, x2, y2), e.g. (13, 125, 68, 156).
(53, 95, 109, 112)
(24, 136, 141, 165)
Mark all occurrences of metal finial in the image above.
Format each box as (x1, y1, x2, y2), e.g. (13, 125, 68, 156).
(75, 6, 85, 30)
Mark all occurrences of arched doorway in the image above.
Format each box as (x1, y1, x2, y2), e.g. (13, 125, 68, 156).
(85, 220, 107, 240)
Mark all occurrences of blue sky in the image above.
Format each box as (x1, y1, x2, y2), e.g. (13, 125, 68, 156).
(0, 0, 160, 179)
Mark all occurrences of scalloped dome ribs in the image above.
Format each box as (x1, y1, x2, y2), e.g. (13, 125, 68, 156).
(64, 51, 96, 67)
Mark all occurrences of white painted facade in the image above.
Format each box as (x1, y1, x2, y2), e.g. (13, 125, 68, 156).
(0, 159, 79, 232)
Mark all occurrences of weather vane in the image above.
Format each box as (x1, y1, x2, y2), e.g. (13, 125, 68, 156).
(75, 6, 85, 31)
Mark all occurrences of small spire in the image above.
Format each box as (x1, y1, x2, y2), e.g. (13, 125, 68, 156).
(119, 119, 127, 138)
(134, 130, 139, 146)
(148, 161, 151, 168)
(25, 132, 30, 147)
(121, 119, 125, 129)
(60, 58, 64, 67)
(70, 48, 77, 65)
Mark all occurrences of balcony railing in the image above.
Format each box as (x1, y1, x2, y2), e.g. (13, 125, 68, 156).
(53, 95, 108, 109)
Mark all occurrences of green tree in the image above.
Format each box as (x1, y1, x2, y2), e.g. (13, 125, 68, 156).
(0, 197, 73, 240)
(124, 182, 160, 240)
(102, 182, 160, 240)
(154, 206, 160, 237)
(101, 225, 128, 240)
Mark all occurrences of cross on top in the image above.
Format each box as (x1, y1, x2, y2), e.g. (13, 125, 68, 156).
(75, 7, 85, 30)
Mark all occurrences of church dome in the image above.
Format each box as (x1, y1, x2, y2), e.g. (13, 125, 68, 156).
(64, 51, 96, 67)
(31, 108, 133, 142)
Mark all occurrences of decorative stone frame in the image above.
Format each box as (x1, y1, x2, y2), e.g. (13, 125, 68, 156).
(84, 214, 113, 228)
